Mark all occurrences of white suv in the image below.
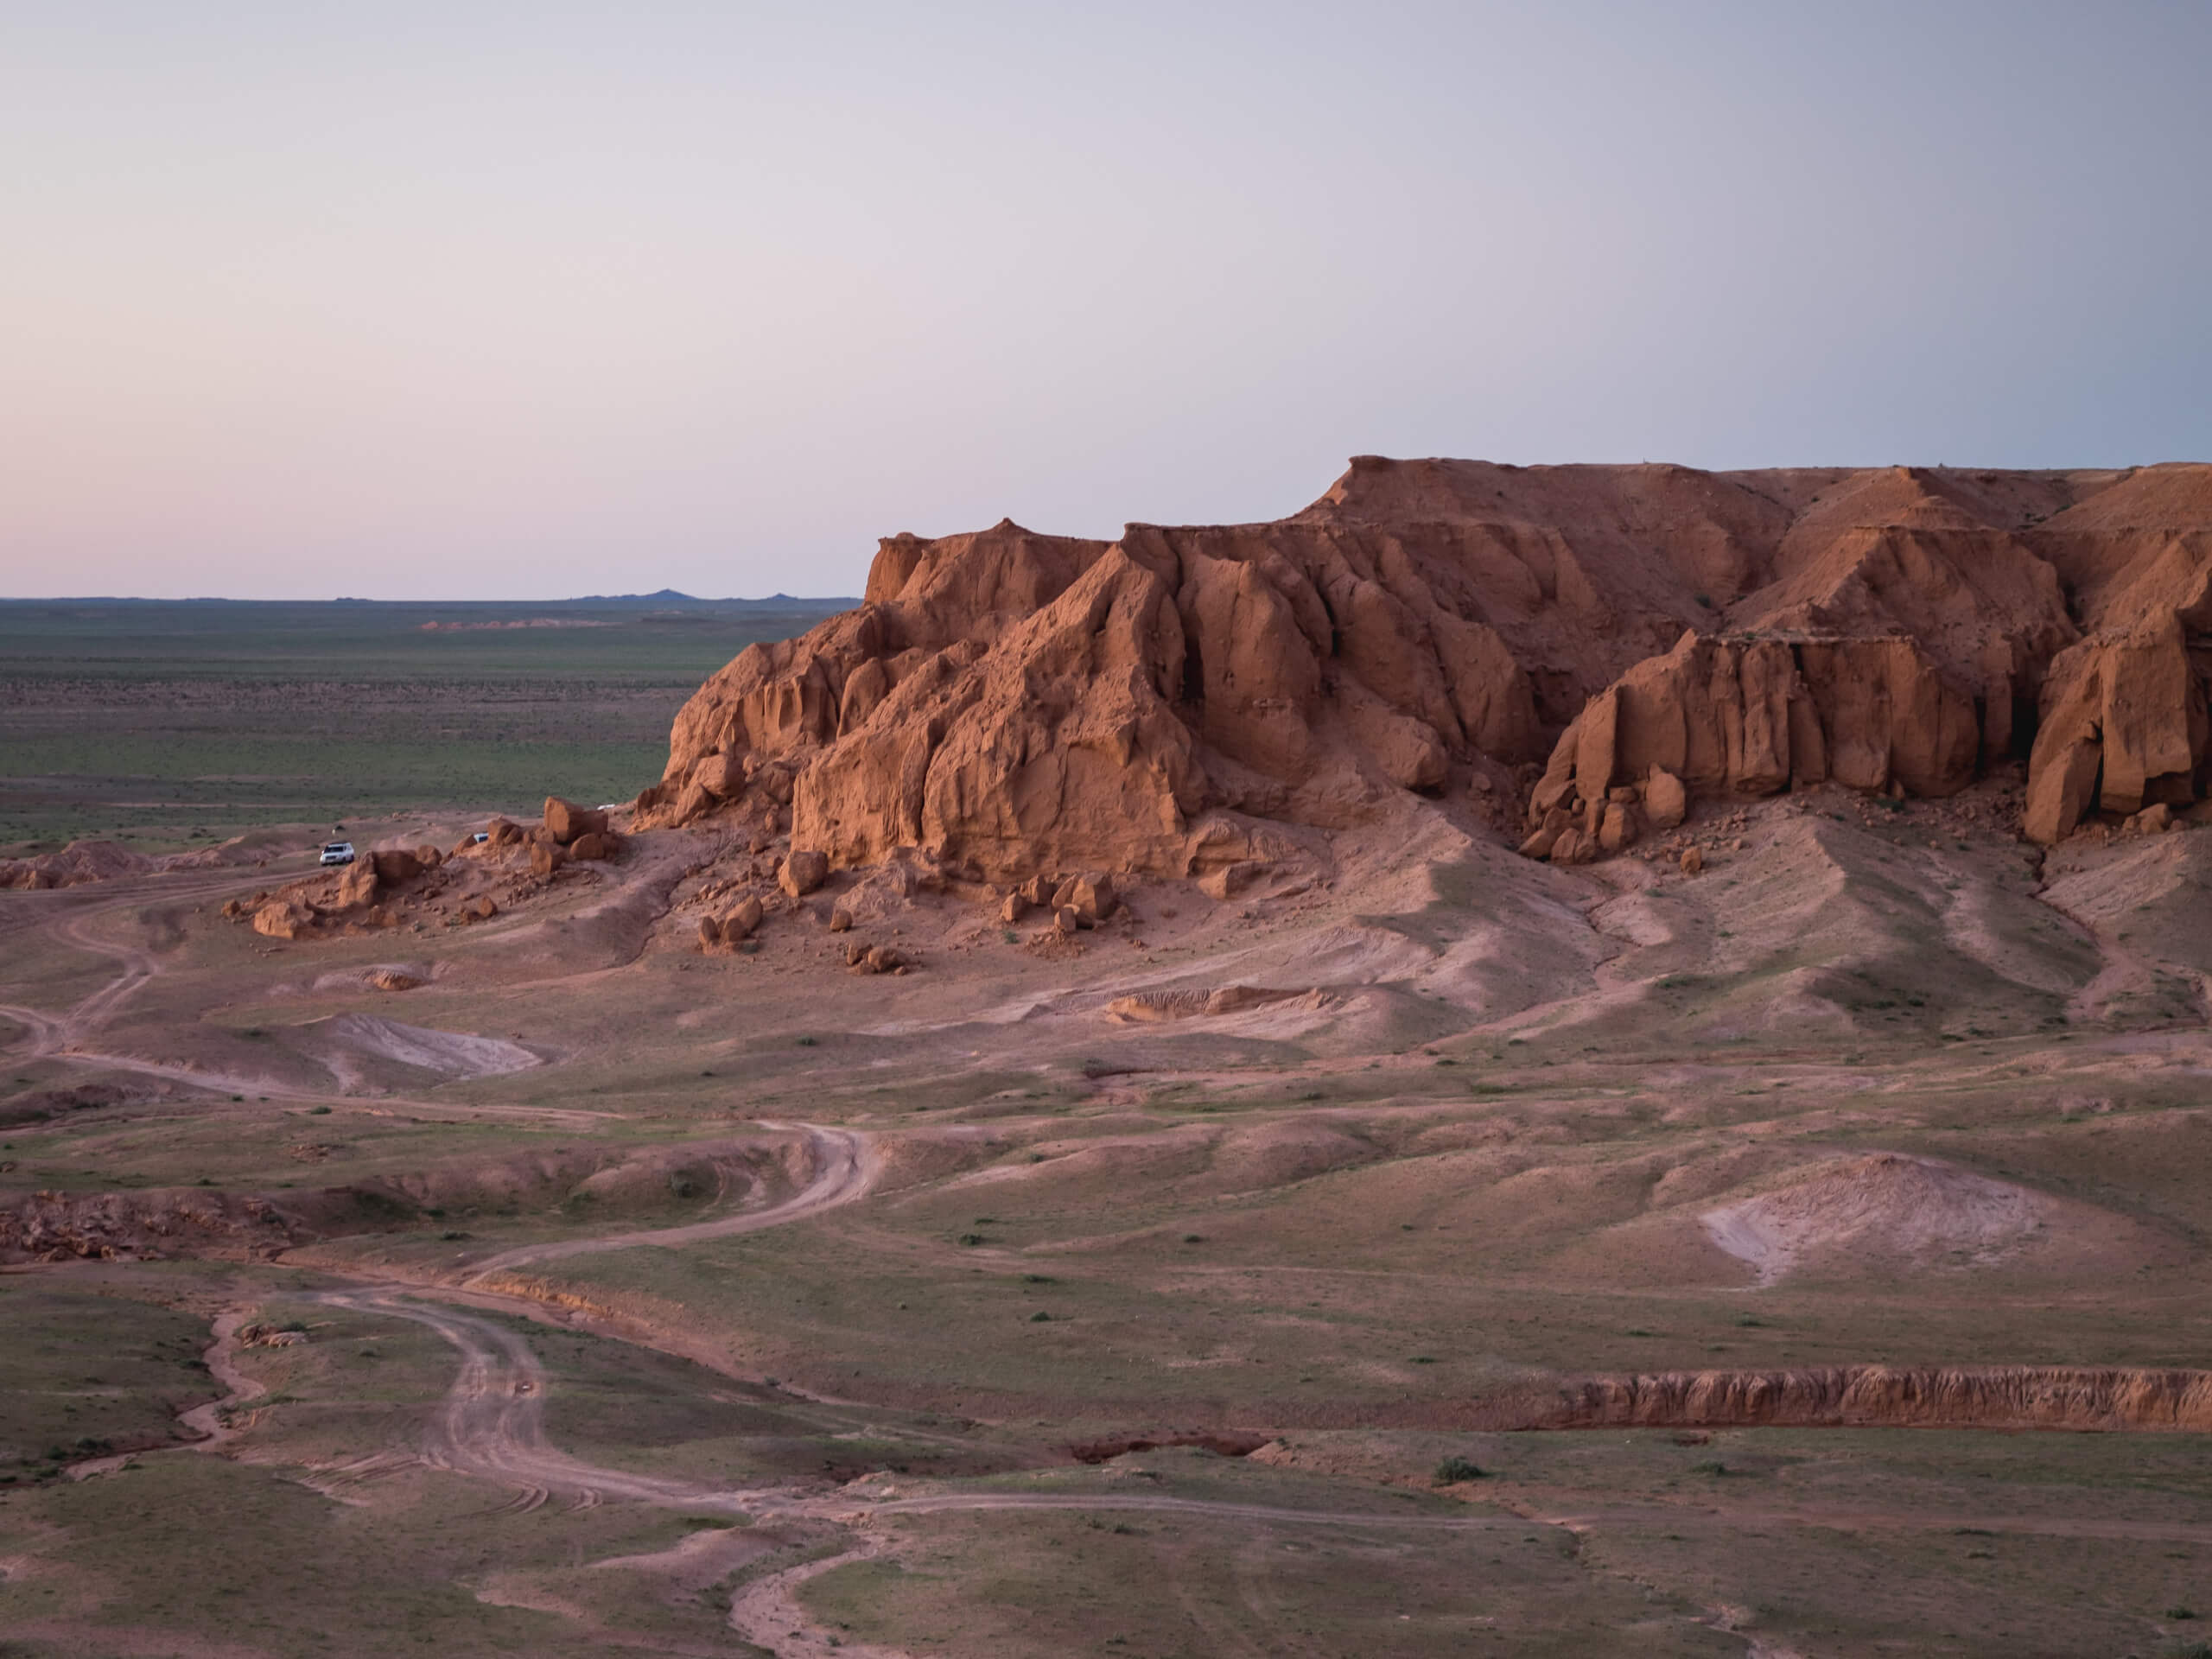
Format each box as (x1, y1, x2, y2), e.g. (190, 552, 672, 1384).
(319, 841, 355, 866)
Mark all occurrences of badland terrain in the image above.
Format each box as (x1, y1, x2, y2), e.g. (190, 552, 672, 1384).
(8, 457, 2212, 1656)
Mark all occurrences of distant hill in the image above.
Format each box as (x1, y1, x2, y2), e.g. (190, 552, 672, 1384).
(563, 591, 860, 609)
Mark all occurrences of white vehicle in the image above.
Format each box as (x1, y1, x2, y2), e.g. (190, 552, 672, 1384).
(319, 841, 355, 866)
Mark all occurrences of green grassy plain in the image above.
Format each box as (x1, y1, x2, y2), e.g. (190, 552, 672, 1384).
(0, 595, 846, 852)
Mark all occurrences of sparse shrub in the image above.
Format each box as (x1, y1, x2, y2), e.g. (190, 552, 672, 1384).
(795, 1036, 817, 1047)
(958, 1232, 986, 1247)
(1029, 1311, 1051, 1322)
(1433, 1455, 1484, 1484)
(1691, 1459, 1727, 1476)
(308, 1104, 331, 1115)
(1181, 1234, 1205, 1244)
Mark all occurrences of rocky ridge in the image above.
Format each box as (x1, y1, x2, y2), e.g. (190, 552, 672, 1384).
(640, 457, 2212, 877)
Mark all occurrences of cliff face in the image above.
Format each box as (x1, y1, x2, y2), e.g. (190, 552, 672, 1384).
(642, 458, 2212, 876)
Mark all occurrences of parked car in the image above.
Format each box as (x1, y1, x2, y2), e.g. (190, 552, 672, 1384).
(319, 841, 355, 866)
(471, 831, 489, 844)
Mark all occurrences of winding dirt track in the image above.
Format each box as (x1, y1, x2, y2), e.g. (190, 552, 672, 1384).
(458, 1120, 877, 1282)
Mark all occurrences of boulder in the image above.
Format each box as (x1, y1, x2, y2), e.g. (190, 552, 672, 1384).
(1644, 766, 1688, 830)
(1598, 801, 1638, 854)
(569, 831, 619, 861)
(485, 818, 524, 848)
(251, 901, 315, 941)
(543, 798, 608, 846)
(780, 849, 830, 897)
(1001, 892, 1030, 924)
(1051, 870, 1116, 925)
(692, 750, 747, 800)
(530, 839, 567, 878)
(2129, 802, 2175, 835)
(332, 861, 379, 911)
(1681, 846, 1704, 875)
(727, 897, 765, 940)
(462, 894, 498, 921)
(1053, 904, 1082, 936)
(414, 844, 442, 868)
(1197, 861, 1266, 899)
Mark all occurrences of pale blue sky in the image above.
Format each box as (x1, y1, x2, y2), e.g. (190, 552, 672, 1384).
(3, 3, 2206, 598)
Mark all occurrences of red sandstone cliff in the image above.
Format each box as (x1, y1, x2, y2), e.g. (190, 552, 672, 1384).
(642, 457, 2212, 875)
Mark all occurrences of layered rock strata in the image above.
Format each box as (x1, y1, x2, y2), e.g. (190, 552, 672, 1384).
(643, 458, 2212, 874)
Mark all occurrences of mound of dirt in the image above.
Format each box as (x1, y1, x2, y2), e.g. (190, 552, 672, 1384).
(301, 1014, 537, 1086)
(1105, 985, 1312, 1022)
(1701, 1153, 2049, 1284)
(0, 839, 155, 889)
(0, 1081, 134, 1128)
(639, 457, 2212, 880)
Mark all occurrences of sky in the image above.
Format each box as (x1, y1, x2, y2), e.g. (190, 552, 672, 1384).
(2, 3, 2207, 601)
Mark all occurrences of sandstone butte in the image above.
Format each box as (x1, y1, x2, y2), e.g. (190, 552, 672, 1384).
(634, 456, 2212, 878)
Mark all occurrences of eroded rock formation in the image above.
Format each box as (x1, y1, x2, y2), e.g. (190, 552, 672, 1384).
(645, 457, 2212, 874)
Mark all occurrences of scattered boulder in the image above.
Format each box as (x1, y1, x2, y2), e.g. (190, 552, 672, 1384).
(1052, 870, 1116, 925)
(331, 862, 379, 911)
(1598, 801, 1638, 854)
(1198, 861, 1267, 900)
(543, 798, 608, 846)
(1644, 766, 1688, 830)
(252, 901, 315, 941)
(368, 969, 423, 992)
(1053, 904, 1082, 937)
(461, 894, 499, 922)
(485, 818, 524, 848)
(1681, 846, 1704, 875)
(1001, 892, 1029, 924)
(569, 831, 619, 861)
(529, 839, 567, 878)
(2126, 802, 2176, 836)
(780, 849, 830, 897)
(693, 750, 747, 799)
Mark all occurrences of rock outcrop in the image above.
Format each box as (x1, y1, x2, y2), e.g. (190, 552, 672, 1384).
(644, 458, 2212, 874)
(1538, 1364, 2212, 1432)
